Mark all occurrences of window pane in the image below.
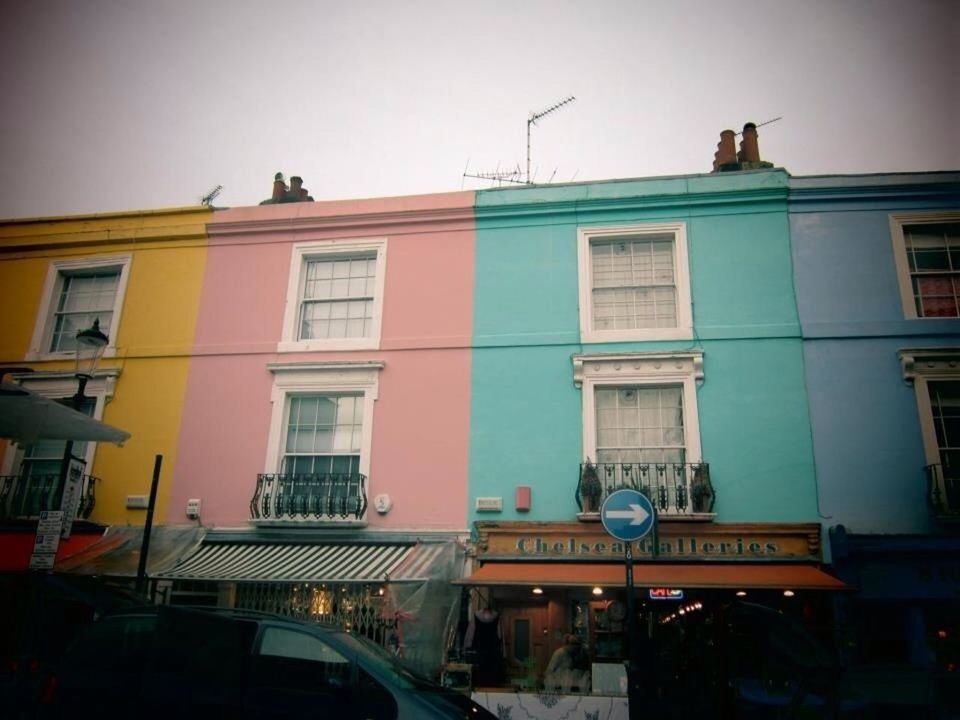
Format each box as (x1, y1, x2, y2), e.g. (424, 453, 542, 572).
(298, 254, 377, 340)
(259, 627, 348, 663)
(282, 394, 362, 476)
(591, 236, 678, 330)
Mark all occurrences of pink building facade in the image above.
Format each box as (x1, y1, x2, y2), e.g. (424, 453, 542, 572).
(170, 191, 475, 532)
(156, 187, 474, 676)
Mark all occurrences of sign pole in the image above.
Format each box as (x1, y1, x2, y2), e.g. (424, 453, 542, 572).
(600, 489, 656, 720)
(625, 543, 641, 720)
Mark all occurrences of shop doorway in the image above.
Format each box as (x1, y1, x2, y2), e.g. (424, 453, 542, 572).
(500, 603, 549, 689)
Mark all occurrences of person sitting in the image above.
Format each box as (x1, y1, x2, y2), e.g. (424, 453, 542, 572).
(544, 634, 591, 693)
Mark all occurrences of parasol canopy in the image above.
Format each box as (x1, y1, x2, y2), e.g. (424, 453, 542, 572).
(0, 382, 130, 445)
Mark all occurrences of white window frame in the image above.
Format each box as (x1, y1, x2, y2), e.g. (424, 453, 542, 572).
(0, 370, 120, 476)
(27, 255, 132, 361)
(577, 222, 693, 343)
(890, 211, 960, 320)
(573, 351, 703, 466)
(900, 348, 960, 471)
(278, 238, 388, 352)
(263, 361, 384, 523)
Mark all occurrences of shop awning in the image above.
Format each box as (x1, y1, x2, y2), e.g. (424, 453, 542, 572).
(155, 542, 421, 583)
(0, 528, 106, 572)
(454, 562, 847, 590)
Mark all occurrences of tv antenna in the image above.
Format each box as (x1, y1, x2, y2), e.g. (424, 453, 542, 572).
(462, 162, 526, 187)
(201, 185, 223, 206)
(735, 117, 782, 136)
(527, 95, 576, 184)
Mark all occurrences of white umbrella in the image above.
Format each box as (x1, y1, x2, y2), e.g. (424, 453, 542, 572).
(0, 382, 130, 445)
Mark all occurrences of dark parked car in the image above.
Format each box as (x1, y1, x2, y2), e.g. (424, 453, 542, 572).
(0, 572, 141, 720)
(42, 605, 496, 720)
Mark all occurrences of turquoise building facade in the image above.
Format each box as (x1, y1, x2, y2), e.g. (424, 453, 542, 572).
(469, 169, 818, 524)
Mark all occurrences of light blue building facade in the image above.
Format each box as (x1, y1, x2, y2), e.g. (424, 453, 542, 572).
(790, 172, 960, 703)
(470, 169, 818, 525)
(459, 166, 846, 707)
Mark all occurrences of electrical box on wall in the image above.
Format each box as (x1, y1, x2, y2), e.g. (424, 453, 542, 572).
(515, 485, 531, 512)
(475, 497, 503, 512)
(126, 494, 149, 509)
(186, 498, 201, 520)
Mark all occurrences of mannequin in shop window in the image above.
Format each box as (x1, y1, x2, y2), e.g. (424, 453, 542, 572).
(464, 605, 504, 686)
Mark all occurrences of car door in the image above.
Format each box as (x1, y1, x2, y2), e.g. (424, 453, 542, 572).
(246, 625, 364, 718)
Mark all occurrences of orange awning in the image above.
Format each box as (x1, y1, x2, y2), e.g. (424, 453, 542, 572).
(455, 562, 846, 590)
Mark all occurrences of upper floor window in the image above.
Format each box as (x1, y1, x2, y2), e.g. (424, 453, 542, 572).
(890, 212, 960, 319)
(282, 394, 362, 475)
(279, 239, 387, 352)
(577, 223, 692, 343)
(0, 371, 119, 519)
(900, 348, 960, 516)
(28, 256, 131, 360)
(574, 351, 705, 515)
(260, 361, 383, 524)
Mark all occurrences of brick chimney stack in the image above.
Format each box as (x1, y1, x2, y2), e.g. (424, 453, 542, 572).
(260, 172, 315, 204)
(711, 122, 773, 172)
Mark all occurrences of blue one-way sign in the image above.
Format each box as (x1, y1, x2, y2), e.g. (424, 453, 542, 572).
(600, 489, 655, 542)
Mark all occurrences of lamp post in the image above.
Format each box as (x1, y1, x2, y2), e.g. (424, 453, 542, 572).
(58, 320, 108, 532)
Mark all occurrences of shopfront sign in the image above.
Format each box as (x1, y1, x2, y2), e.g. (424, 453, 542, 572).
(649, 588, 684, 600)
(475, 521, 823, 562)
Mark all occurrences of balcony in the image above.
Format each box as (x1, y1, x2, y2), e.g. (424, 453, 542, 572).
(0, 473, 98, 521)
(577, 462, 714, 516)
(251, 473, 368, 522)
(926, 464, 960, 520)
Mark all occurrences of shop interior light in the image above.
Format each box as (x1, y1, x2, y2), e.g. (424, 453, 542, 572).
(736, 590, 747, 597)
(783, 589, 795, 597)
(532, 587, 544, 595)
(592, 586, 603, 596)
(378, 587, 385, 596)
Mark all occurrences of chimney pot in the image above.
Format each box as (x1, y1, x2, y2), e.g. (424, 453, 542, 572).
(272, 173, 286, 201)
(714, 129, 738, 171)
(739, 123, 761, 164)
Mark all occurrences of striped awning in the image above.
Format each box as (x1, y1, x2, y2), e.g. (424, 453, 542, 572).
(155, 542, 415, 583)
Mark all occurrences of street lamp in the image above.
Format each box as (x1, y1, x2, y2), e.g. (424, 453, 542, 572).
(58, 320, 109, 522)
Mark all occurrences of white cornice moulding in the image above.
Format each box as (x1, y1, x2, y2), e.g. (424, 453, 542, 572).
(899, 348, 960, 382)
(572, 351, 704, 387)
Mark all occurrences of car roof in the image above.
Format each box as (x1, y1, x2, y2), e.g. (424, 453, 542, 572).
(103, 605, 348, 634)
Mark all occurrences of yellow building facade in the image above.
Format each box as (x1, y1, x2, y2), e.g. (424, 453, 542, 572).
(0, 207, 209, 528)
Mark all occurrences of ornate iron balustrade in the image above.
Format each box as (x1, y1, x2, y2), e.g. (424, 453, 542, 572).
(926, 464, 960, 518)
(0, 473, 98, 521)
(576, 462, 714, 515)
(251, 473, 368, 521)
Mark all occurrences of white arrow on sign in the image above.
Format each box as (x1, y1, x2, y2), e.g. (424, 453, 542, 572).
(604, 504, 650, 525)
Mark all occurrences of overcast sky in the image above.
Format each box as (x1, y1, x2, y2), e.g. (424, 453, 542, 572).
(1, 0, 957, 219)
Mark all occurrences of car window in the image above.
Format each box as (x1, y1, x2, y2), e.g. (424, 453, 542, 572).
(259, 626, 349, 663)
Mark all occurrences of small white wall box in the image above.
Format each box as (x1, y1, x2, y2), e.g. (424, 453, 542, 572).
(126, 494, 149, 509)
(475, 496, 503, 512)
(373, 494, 392, 514)
(186, 498, 201, 519)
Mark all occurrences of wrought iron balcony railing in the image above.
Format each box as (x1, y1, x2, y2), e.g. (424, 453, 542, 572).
(0, 473, 98, 521)
(576, 462, 714, 515)
(251, 473, 368, 521)
(926, 464, 960, 518)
